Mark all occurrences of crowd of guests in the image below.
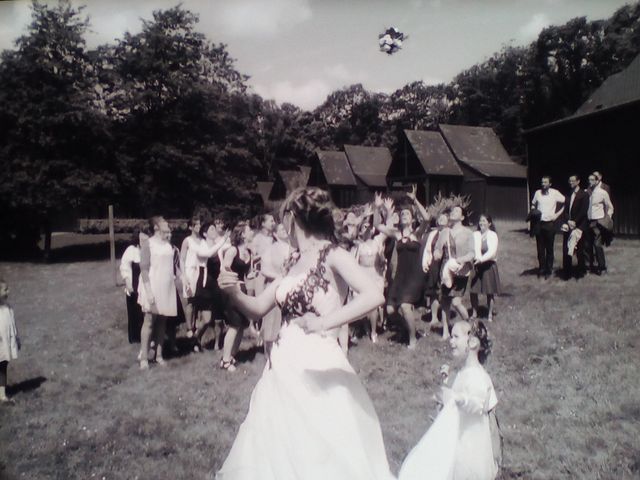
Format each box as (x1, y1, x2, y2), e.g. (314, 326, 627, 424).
(119, 185, 504, 370)
(530, 170, 614, 280)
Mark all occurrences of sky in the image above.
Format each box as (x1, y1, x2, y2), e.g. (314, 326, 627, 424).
(0, 0, 633, 110)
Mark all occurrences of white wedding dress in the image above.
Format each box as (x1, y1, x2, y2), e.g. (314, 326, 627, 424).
(216, 244, 395, 480)
(399, 364, 498, 480)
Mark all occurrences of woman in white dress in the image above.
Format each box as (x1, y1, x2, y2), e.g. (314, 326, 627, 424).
(0, 279, 19, 403)
(399, 320, 498, 480)
(180, 216, 203, 337)
(137, 216, 177, 369)
(216, 187, 394, 480)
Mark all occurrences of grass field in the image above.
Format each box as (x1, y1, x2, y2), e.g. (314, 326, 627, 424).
(1, 225, 639, 479)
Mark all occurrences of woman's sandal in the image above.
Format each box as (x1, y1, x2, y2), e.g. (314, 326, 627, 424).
(219, 358, 237, 372)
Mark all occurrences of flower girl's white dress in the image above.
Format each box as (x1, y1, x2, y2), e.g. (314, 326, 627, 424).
(399, 364, 498, 480)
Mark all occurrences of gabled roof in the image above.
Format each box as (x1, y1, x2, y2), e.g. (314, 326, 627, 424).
(255, 181, 274, 204)
(278, 169, 308, 193)
(343, 144, 392, 187)
(439, 124, 527, 179)
(575, 54, 640, 117)
(316, 151, 357, 186)
(403, 129, 463, 176)
(526, 54, 640, 134)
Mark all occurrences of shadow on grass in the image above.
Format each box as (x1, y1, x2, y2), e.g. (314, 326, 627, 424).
(520, 267, 540, 276)
(235, 345, 263, 364)
(7, 376, 47, 396)
(47, 241, 130, 263)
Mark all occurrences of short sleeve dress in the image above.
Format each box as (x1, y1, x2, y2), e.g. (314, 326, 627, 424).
(0, 305, 19, 363)
(137, 236, 177, 317)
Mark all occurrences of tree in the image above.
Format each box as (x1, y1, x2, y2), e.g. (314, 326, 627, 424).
(97, 5, 257, 216)
(0, 0, 116, 257)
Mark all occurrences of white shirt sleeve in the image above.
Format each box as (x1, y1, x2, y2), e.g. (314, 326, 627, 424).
(120, 246, 137, 286)
(473, 231, 482, 261)
(531, 190, 540, 208)
(603, 190, 614, 217)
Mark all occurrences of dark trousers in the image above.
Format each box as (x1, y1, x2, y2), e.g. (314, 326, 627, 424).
(562, 231, 587, 277)
(0, 361, 7, 386)
(535, 221, 556, 274)
(126, 292, 144, 344)
(587, 221, 607, 271)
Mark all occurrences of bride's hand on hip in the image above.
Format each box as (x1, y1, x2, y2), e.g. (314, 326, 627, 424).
(292, 313, 324, 334)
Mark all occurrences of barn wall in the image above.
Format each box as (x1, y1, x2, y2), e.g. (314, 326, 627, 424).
(526, 104, 639, 235)
(486, 180, 529, 223)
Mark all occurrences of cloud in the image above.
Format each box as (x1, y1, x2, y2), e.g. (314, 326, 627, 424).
(253, 79, 331, 110)
(518, 13, 550, 41)
(323, 63, 368, 84)
(216, 0, 312, 37)
(0, 2, 33, 51)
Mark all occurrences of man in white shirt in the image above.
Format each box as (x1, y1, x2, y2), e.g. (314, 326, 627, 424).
(587, 173, 614, 274)
(531, 176, 565, 278)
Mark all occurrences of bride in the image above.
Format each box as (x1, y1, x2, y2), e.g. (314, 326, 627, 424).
(216, 187, 395, 480)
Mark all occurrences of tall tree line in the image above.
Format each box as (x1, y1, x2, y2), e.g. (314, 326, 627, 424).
(1, 0, 639, 255)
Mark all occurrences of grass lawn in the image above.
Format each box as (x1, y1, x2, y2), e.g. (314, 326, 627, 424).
(1, 225, 639, 479)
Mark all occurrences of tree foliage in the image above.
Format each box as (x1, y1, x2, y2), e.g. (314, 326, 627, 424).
(0, 0, 115, 254)
(1, 0, 639, 256)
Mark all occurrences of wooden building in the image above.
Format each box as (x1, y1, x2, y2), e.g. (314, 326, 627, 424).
(343, 144, 393, 203)
(439, 124, 528, 224)
(308, 150, 358, 207)
(268, 167, 311, 201)
(525, 54, 640, 235)
(388, 129, 464, 204)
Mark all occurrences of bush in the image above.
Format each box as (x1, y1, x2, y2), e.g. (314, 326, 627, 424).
(77, 218, 190, 234)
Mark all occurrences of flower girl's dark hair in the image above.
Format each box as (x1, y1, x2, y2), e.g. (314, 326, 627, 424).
(471, 320, 492, 364)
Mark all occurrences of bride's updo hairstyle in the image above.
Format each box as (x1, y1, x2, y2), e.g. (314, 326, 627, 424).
(280, 187, 336, 241)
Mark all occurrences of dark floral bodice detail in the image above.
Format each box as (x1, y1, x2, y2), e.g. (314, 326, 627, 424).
(279, 244, 336, 321)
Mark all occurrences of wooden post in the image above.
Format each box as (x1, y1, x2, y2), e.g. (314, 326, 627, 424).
(108, 205, 117, 286)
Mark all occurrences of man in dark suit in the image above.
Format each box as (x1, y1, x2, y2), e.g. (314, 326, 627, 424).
(562, 174, 589, 279)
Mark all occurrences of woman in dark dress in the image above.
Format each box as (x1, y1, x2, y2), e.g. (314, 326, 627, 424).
(470, 214, 502, 322)
(380, 186, 430, 349)
(219, 221, 254, 371)
(191, 220, 230, 352)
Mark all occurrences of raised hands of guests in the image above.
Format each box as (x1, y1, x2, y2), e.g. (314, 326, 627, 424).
(407, 184, 417, 201)
(383, 197, 395, 214)
(374, 191, 384, 209)
(218, 269, 241, 294)
(362, 203, 374, 219)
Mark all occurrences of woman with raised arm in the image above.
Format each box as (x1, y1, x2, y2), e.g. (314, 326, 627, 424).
(216, 187, 394, 480)
(379, 185, 430, 349)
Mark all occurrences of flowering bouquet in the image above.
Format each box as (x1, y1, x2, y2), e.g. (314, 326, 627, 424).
(378, 27, 407, 55)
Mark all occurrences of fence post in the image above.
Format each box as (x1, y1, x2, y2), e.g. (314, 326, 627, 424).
(108, 205, 117, 286)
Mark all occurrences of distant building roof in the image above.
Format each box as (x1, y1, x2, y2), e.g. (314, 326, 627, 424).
(576, 54, 640, 117)
(440, 124, 527, 179)
(403, 130, 463, 177)
(255, 181, 274, 204)
(526, 54, 640, 133)
(316, 151, 357, 186)
(343, 145, 392, 187)
(278, 169, 308, 193)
